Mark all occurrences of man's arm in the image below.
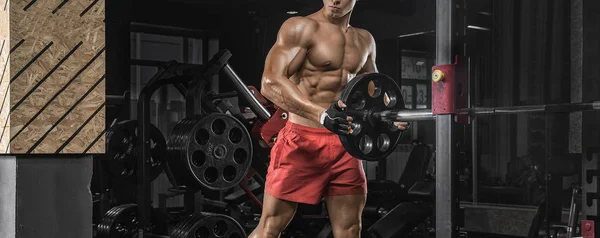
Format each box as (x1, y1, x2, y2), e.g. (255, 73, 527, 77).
(356, 30, 409, 130)
(260, 17, 325, 122)
(358, 30, 378, 74)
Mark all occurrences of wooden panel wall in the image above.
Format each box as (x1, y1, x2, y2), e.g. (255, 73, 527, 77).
(0, 2, 9, 153)
(0, 0, 105, 154)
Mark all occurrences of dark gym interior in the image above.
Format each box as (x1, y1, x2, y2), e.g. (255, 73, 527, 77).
(1, 0, 599, 238)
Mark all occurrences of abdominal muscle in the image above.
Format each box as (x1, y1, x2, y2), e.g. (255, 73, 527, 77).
(287, 68, 354, 128)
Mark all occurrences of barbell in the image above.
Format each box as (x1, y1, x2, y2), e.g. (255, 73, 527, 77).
(336, 73, 411, 161)
(335, 72, 600, 161)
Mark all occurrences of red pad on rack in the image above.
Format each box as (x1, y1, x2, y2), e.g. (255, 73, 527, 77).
(431, 55, 469, 124)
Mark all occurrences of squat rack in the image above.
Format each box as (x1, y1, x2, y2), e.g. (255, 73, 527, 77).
(435, 1, 457, 236)
(402, 1, 600, 237)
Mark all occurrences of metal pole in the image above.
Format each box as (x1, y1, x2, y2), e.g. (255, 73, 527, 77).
(377, 109, 435, 121)
(375, 101, 600, 122)
(470, 53, 478, 205)
(137, 94, 151, 238)
(457, 101, 600, 115)
(130, 22, 217, 39)
(436, 0, 457, 238)
(222, 64, 272, 121)
(566, 187, 580, 238)
(471, 117, 478, 203)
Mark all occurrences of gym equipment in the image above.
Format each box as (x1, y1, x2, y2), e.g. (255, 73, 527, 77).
(365, 143, 433, 219)
(338, 73, 407, 161)
(104, 120, 166, 183)
(364, 180, 400, 219)
(396, 143, 433, 198)
(363, 143, 435, 238)
(96, 204, 167, 238)
(337, 72, 600, 161)
(119, 49, 267, 237)
(167, 113, 253, 190)
(170, 213, 246, 238)
(581, 148, 600, 238)
(222, 64, 271, 121)
(96, 204, 246, 238)
(253, 109, 288, 147)
(367, 202, 433, 238)
(528, 187, 582, 238)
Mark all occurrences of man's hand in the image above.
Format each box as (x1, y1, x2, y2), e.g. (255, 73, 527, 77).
(394, 121, 410, 130)
(382, 92, 410, 131)
(320, 100, 353, 135)
(320, 100, 409, 134)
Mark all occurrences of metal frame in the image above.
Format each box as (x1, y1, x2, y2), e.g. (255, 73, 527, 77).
(222, 64, 272, 121)
(377, 100, 600, 123)
(430, 1, 599, 237)
(436, 1, 457, 237)
(132, 50, 274, 238)
(130, 22, 219, 39)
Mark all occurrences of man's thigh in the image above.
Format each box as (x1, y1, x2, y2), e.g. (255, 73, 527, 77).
(249, 193, 298, 238)
(326, 150, 367, 196)
(261, 192, 298, 222)
(324, 194, 367, 228)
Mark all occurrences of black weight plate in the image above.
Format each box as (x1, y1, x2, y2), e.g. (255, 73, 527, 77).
(167, 118, 201, 188)
(104, 120, 167, 183)
(183, 214, 247, 238)
(97, 205, 133, 238)
(96, 204, 168, 238)
(168, 117, 209, 189)
(338, 73, 405, 161)
(167, 113, 253, 191)
(170, 214, 205, 238)
(182, 215, 209, 238)
(189, 114, 253, 190)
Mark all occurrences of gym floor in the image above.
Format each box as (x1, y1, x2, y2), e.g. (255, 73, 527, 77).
(0, 0, 598, 238)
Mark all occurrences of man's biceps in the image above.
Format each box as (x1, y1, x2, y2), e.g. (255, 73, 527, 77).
(270, 45, 296, 59)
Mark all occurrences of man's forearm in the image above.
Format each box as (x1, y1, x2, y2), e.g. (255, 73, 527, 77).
(262, 76, 325, 122)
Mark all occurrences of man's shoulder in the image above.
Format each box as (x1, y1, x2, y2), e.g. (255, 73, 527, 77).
(353, 27, 375, 41)
(276, 16, 319, 46)
(281, 16, 319, 32)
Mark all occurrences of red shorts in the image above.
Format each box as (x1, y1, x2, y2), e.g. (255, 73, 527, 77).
(265, 121, 367, 204)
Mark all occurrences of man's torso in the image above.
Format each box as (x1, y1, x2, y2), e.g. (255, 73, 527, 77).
(286, 15, 373, 127)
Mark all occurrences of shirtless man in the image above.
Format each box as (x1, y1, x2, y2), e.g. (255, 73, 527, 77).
(252, 0, 409, 237)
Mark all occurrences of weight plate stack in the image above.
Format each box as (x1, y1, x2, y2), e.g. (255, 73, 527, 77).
(170, 213, 247, 238)
(170, 214, 203, 238)
(167, 118, 199, 188)
(104, 120, 167, 183)
(96, 204, 168, 238)
(167, 113, 253, 191)
(338, 73, 405, 161)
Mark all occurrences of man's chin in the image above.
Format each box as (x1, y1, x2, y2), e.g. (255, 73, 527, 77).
(329, 13, 343, 18)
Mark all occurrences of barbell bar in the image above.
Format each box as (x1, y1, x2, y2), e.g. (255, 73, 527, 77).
(350, 101, 600, 123)
(338, 72, 600, 161)
(222, 64, 272, 121)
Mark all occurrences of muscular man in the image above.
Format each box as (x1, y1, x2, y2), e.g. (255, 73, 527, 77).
(252, 1, 409, 237)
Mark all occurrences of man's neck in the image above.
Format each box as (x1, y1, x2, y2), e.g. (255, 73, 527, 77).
(319, 7, 352, 32)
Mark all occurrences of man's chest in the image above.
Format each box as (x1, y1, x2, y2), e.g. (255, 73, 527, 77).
(306, 29, 370, 73)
